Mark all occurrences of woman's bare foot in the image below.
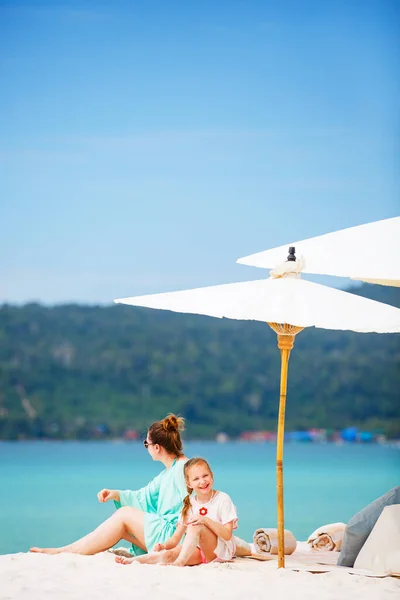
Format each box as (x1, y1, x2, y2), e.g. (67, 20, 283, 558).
(115, 555, 135, 565)
(30, 547, 64, 555)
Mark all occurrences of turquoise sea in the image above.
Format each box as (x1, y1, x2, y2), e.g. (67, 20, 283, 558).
(0, 441, 399, 555)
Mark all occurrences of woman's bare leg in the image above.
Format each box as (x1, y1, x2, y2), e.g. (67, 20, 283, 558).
(116, 548, 182, 566)
(30, 507, 146, 555)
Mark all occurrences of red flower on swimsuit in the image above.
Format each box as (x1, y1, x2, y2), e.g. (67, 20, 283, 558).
(199, 507, 208, 516)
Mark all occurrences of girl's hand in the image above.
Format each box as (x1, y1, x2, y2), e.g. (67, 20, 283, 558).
(153, 543, 164, 552)
(187, 515, 207, 526)
(97, 489, 119, 503)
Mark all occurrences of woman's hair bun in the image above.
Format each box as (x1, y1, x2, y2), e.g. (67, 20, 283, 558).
(162, 413, 185, 432)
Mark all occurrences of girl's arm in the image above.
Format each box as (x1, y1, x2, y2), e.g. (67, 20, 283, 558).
(189, 516, 234, 541)
(154, 523, 186, 551)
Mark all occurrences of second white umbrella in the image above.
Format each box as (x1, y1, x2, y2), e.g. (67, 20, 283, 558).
(236, 216, 400, 287)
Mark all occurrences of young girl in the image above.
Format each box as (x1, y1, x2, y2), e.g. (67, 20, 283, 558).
(115, 457, 238, 566)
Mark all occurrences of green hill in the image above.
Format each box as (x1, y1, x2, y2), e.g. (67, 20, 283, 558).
(1, 284, 399, 440)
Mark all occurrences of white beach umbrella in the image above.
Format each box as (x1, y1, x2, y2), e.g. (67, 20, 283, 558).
(237, 216, 400, 287)
(115, 257, 400, 568)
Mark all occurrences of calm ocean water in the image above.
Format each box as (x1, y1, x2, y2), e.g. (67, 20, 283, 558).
(0, 441, 399, 555)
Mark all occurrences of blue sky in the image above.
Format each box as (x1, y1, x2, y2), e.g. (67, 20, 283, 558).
(1, 0, 399, 304)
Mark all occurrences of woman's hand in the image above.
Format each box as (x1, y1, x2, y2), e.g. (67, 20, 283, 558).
(153, 543, 164, 552)
(97, 489, 120, 503)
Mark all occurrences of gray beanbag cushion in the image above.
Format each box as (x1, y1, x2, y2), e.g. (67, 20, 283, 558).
(338, 486, 400, 567)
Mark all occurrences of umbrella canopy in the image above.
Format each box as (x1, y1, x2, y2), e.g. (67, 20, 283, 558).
(115, 274, 400, 333)
(236, 216, 400, 287)
(115, 264, 400, 568)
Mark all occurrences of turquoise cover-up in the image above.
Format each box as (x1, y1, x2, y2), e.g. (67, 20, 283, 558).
(114, 459, 187, 556)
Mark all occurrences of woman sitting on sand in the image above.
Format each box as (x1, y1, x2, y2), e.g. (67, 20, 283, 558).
(30, 414, 188, 556)
(115, 457, 238, 566)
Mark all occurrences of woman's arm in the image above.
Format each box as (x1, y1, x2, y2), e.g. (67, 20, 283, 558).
(188, 516, 234, 541)
(113, 471, 164, 512)
(154, 523, 186, 551)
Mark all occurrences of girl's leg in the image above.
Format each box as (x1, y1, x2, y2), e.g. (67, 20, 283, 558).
(172, 524, 200, 566)
(197, 526, 220, 563)
(30, 507, 146, 555)
(173, 524, 217, 566)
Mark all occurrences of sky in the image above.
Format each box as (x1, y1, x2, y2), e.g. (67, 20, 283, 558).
(1, 0, 399, 305)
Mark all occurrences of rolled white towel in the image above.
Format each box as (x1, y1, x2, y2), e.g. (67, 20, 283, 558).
(232, 536, 275, 561)
(253, 528, 297, 555)
(307, 522, 346, 551)
(233, 536, 252, 557)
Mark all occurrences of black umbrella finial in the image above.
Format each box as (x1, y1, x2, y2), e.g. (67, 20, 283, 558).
(287, 246, 296, 262)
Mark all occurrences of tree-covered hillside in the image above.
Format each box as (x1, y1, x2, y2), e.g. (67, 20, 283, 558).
(0, 284, 399, 440)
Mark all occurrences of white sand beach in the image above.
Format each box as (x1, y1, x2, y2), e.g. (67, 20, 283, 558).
(1, 543, 399, 600)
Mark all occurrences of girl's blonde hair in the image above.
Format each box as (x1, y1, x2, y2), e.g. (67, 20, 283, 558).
(181, 457, 213, 523)
(148, 413, 185, 457)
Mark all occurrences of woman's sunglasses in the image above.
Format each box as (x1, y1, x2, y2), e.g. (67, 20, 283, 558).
(143, 440, 154, 449)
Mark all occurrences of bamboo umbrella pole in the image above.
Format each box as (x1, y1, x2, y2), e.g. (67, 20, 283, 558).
(268, 323, 304, 568)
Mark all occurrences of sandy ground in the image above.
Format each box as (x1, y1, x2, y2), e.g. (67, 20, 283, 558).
(1, 544, 399, 600)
